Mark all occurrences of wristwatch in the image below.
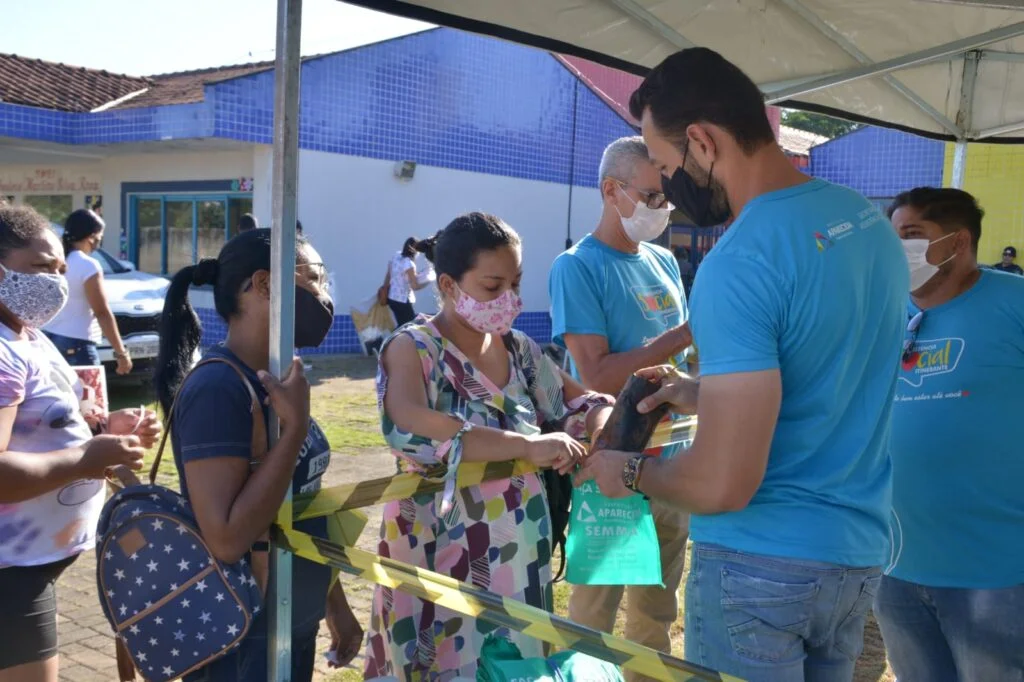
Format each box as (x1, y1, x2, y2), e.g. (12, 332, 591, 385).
(622, 453, 647, 493)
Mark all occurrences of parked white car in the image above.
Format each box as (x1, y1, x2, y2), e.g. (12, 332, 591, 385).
(51, 224, 169, 381)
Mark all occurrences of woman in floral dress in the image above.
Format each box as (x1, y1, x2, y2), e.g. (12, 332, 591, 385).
(364, 213, 613, 681)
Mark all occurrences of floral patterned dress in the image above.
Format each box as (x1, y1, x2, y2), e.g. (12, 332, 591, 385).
(364, 319, 610, 681)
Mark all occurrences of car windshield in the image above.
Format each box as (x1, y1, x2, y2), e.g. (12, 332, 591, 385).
(92, 248, 129, 275)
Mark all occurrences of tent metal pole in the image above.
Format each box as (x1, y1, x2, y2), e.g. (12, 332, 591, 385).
(952, 141, 968, 189)
(775, 0, 961, 136)
(605, 0, 694, 49)
(974, 119, 1024, 139)
(268, 0, 302, 679)
(764, 20, 1024, 103)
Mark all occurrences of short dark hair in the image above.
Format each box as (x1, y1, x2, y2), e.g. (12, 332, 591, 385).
(887, 187, 984, 251)
(63, 209, 104, 255)
(0, 204, 51, 258)
(238, 213, 258, 232)
(400, 237, 418, 259)
(434, 212, 520, 284)
(629, 47, 774, 155)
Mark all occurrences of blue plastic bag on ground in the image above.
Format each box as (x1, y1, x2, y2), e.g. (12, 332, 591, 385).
(564, 479, 662, 586)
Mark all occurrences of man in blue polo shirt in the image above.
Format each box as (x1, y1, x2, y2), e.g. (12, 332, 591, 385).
(579, 48, 908, 681)
(880, 187, 1024, 681)
(549, 136, 692, 677)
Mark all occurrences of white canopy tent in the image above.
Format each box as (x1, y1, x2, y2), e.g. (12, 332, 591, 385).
(263, 1, 1024, 678)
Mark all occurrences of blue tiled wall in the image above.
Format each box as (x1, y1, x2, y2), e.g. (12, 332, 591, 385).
(809, 126, 945, 199)
(211, 29, 633, 187)
(1, 29, 632, 189)
(196, 307, 552, 354)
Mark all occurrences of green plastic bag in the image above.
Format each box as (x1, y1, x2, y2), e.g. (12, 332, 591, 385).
(477, 636, 554, 682)
(565, 479, 663, 586)
(477, 635, 625, 682)
(548, 650, 625, 682)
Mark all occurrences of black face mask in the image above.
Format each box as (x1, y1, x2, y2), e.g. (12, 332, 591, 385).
(294, 286, 334, 348)
(662, 149, 731, 228)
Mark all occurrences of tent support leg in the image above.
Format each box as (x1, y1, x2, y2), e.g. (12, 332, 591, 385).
(952, 141, 968, 189)
(268, 0, 302, 680)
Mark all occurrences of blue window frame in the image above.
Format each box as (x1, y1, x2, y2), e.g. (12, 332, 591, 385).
(128, 193, 252, 275)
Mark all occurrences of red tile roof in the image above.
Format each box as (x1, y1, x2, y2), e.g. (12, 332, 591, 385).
(119, 63, 274, 110)
(554, 54, 783, 138)
(0, 53, 150, 112)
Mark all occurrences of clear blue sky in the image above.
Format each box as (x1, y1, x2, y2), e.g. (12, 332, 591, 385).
(4, 0, 433, 76)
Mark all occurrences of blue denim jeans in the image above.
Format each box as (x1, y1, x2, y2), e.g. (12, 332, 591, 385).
(874, 575, 1024, 682)
(44, 331, 100, 366)
(684, 543, 881, 682)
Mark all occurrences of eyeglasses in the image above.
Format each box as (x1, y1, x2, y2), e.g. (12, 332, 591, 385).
(902, 310, 924, 364)
(297, 262, 328, 288)
(616, 181, 669, 210)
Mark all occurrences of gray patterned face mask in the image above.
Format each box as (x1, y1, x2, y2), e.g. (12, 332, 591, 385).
(0, 264, 69, 329)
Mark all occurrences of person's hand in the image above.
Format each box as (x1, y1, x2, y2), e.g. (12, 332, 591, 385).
(107, 408, 162, 449)
(324, 582, 363, 669)
(257, 358, 310, 437)
(574, 449, 633, 498)
(524, 432, 587, 475)
(114, 353, 133, 376)
(634, 365, 699, 415)
(670, 323, 693, 354)
(80, 434, 145, 479)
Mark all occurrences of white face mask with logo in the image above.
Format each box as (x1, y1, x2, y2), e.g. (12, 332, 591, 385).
(902, 232, 956, 292)
(616, 185, 672, 244)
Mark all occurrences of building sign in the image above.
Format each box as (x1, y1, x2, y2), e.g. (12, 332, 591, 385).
(0, 168, 101, 194)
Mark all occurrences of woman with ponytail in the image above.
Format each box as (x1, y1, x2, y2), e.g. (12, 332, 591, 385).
(154, 228, 362, 681)
(43, 209, 131, 373)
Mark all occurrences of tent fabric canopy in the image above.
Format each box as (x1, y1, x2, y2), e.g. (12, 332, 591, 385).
(343, 0, 1024, 143)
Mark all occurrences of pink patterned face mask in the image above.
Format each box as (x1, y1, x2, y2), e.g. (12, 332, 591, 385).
(454, 286, 523, 335)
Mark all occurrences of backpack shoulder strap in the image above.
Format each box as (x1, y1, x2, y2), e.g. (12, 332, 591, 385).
(147, 357, 267, 485)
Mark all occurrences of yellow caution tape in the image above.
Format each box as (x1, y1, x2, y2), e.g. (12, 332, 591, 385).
(292, 419, 697, 522)
(274, 527, 742, 682)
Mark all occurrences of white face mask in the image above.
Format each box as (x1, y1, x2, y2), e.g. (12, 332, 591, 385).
(616, 185, 672, 243)
(903, 232, 956, 292)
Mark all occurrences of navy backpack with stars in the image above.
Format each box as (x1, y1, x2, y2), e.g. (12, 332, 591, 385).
(96, 358, 268, 682)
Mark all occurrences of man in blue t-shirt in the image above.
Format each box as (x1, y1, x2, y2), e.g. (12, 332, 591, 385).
(578, 48, 907, 681)
(880, 187, 1024, 680)
(549, 136, 692, 672)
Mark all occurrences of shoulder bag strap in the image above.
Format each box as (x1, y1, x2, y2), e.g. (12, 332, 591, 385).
(147, 357, 267, 485)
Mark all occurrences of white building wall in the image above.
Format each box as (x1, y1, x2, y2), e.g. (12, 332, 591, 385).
(0, 163, 104, 223)
(293, 150, 602, 315)
(2, 148, 605, 320)
(100, 148, 256, 253)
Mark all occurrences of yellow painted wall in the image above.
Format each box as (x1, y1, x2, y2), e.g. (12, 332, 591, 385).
(943, 143, 1024, 266)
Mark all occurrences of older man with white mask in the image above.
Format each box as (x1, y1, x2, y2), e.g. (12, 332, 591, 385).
(548, 136, 692, 679)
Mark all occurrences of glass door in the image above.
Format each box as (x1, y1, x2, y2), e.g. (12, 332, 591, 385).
(130, 193, 250, 275)
(197, 200, 228, 262)
(136, 199, 163, 274)
(165, 200, 195, 275)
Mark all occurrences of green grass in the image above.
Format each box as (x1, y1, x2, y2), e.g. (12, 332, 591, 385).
(102, 359, 385, 487)
(312, 392, 386, 452)
(325, 670, 362, 682)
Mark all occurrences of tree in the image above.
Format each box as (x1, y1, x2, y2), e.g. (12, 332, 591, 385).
(781, 109, 860, 139)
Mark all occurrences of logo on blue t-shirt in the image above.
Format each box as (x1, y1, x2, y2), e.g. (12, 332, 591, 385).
(899, 337, 966, 388)
(630, 284, 679, 321)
